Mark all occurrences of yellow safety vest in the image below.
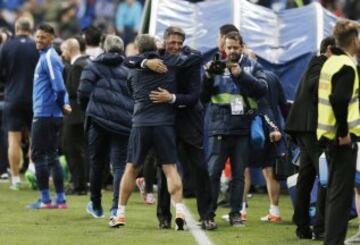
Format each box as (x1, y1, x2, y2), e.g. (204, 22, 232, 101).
(317, 54, 360, 140)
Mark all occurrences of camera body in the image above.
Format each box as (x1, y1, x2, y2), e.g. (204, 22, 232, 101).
(207, 53, 235, 75)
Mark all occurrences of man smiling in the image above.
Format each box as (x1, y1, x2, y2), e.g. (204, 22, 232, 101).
(27, 23, 71, 209)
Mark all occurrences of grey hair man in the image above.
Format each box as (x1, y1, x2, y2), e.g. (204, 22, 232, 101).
(78, 34, 134, 218)
(103, 34, 124, 53)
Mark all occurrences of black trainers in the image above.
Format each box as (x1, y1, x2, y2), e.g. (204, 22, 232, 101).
(229, 212, 245, 227)
(201, 219, 218, 230)
(175, 213, 186, 231)
(296, 227, 313, 239)
(159, 219, 171, 229)
(312, 232, 325, 241)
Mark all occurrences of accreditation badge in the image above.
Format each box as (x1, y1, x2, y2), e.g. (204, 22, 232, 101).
(230, 95, 244, 115)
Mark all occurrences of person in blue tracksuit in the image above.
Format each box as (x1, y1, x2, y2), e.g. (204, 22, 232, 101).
(27, 23, 71, 209)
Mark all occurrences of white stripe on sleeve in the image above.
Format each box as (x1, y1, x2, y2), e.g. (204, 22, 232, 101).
(46, 49, 55, 80)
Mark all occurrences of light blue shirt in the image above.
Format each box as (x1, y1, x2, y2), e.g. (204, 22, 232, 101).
(33, 47, 68, 117)
(115, 1, 142, 32)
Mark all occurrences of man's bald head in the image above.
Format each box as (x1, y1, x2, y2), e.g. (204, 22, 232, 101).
(61, 38, 81, 62)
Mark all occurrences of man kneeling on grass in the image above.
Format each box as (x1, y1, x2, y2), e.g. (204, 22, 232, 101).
(109, 34, 202, 230)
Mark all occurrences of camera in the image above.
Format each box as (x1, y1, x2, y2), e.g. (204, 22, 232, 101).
(207, 53, 235, 75)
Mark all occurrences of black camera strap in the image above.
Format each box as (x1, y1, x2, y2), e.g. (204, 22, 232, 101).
(242, 94, 256, 116)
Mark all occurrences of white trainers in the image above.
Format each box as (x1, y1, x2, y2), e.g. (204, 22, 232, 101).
(0, 172, 9, 179)
(145, 193, 156, 205)
(135, 177, 146, 201)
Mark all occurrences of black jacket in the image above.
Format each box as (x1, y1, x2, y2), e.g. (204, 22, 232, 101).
(175, 57, 204, 148)
(285, 55, 327, 136)
(202, 55, 268, 136)
(78, 52, 133, 135)
(0, 35, 39, 105)
(64, 55, 88, 125)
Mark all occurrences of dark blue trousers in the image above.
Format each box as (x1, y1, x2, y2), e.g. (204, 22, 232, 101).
(87, 121, 128, 210)
(31, 117, 64, 193)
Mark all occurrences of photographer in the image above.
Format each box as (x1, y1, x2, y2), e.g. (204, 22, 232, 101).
(201, 31, 267, 227)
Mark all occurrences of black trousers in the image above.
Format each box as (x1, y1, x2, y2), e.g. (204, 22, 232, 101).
(62, 122, 87, 192)
(293, 133, 326, 234)
(31, 117, 64, 192)
(87, 121, 128, 210)
(157, 139, 212, 222)
(142, 148, 157, 193)
(324, 142, 357, 245)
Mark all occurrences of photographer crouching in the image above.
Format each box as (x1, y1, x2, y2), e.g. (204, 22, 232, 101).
(201, 31, 268, 227)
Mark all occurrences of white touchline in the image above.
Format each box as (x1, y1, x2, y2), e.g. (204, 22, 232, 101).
(172, 201, 214, 245)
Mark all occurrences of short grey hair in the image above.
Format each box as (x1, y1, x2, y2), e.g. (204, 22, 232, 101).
(103, 35, 124, 53)
(134, 34, 157, 53)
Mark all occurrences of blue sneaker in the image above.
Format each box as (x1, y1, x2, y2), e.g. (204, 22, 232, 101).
(109, 208, 117, 220)
(86, 202, 104, 218)
(26, 199, 53, 209)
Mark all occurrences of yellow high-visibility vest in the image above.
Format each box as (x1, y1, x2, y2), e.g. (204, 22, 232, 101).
(317, 54, 360, 140)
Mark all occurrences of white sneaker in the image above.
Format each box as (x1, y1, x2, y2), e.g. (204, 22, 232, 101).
(145, 193, 155, 205)
(0, 172, 9, 181)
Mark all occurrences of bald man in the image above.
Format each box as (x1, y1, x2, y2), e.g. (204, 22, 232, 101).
(60, 38, 89, 195)
(0, 17, 39, 190)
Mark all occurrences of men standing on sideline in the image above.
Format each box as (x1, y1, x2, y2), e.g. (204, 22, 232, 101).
(317, 20, 360, 244)
(27, 23, 71, 209)
(0, 17, 39, 190)
(143, 26, 217, 230)
(60, 38, 88, 195)
(285, 36, 335, 240)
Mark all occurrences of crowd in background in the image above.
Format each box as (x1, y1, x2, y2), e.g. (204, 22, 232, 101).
(0, 0, 357, 48)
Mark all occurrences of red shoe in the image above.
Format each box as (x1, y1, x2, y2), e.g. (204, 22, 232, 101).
(260, 213, 282, 223)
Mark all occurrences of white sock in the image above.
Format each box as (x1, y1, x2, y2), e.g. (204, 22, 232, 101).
(28, 162, 36, 172)
(269, 204, 280, 216)
(116, 205, 125, 216)
(11, 176, 21, 185)
(175, 203, 185, 214)
(241, 202, 247, 213)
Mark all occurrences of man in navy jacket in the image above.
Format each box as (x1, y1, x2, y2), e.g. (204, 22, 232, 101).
(0, 17, 39, 190)
(78, 35, 133, 219)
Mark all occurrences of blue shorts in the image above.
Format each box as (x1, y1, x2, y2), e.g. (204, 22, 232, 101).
(126, 126, 177, 166)
(355, 171, 360, 187)
(3, 102, 32, 131)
